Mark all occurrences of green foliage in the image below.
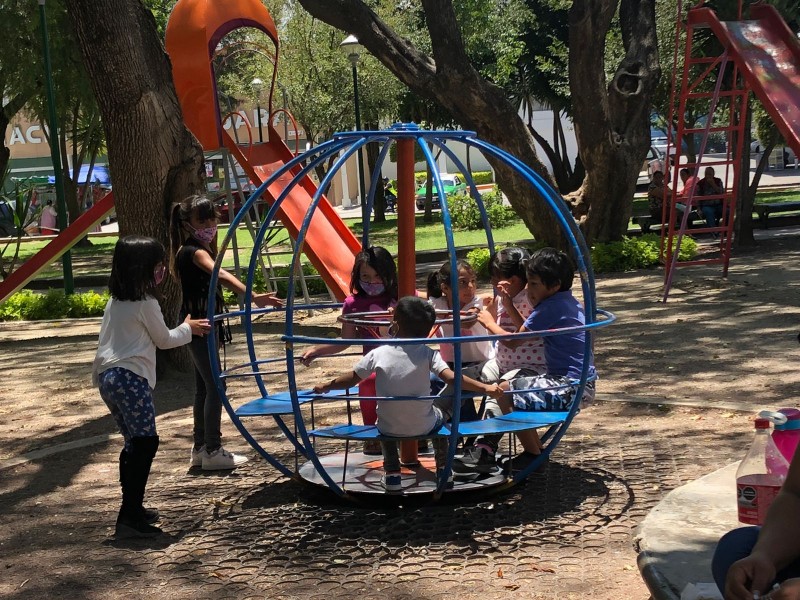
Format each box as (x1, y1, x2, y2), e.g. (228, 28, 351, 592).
(223, 263, 329, 305)
(471, 171, 494, 184)
(590, 234, 697, 273)
(447, 186, 519, 231)
(466, 248, 491, 278)
(0, 289, 109, 321)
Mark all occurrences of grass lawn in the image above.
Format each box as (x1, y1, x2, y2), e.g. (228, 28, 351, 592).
(8, 214, 532, 280)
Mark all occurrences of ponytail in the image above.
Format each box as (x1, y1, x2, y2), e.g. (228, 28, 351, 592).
(426, 271, 443, 298)
(168, 202, 186, 279)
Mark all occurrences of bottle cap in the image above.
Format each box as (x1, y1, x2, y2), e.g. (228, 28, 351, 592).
(755, 417, 771, 429)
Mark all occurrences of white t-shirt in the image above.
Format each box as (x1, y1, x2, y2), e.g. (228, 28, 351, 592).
(429, 295, 494, 364)
(355, 344, 449, 437)
(494, 289, 546, 374)
(92, 297, 192, 389)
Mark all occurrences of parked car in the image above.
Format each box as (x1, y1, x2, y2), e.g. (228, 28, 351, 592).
(638, 146, 665, 186)
(415, 174, 467, 210)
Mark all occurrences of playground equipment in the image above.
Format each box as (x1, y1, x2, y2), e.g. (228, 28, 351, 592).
(661, 0, 800, 301)
(207, 123, 615, 499)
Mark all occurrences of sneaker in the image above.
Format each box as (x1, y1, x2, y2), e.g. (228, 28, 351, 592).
(201, 447, 248, 471)
(503, 451, 548, 474)
(363, 440, 383, 455)
(452, 446, 497, 474)
(381, 472, 402, 492)
(190, 445, 205, 468)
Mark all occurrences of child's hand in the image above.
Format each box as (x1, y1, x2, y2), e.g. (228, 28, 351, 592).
(480, 293, 493, 308)
(253, 292, 283, 308)
(185, 315, 211, 336)
(476, 308, 496, 327)
(486, 383, 504, 400)
(300, 348, 318, 367)
(313, 383, 330, 394)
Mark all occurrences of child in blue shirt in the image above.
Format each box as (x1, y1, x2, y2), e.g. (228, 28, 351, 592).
(454, 247, 596, 474)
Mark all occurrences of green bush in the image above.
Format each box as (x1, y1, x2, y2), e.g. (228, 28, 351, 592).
(0, 289, 109, 321)
(466, 248, 491, 278)
(590, 234, 697, 273)
(447, 186, 518, 230)
(471, 171, 494, 185)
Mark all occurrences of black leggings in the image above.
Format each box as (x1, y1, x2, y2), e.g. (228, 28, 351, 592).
(188, 335, 224, 451)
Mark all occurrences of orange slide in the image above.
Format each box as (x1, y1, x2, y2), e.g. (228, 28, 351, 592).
(0, 191, 115, 303)
(224, 130, 361, 301)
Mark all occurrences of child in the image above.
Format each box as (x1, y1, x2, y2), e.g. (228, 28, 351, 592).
(427, 260, 494, 420)
(301, 246, 399, 454)
(169, 195, 282, 471)
(455, 247, 596, 474)
(313, 296, 502, 491)
(93, 236, 210, 538)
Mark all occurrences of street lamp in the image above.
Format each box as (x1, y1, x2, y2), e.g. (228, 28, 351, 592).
(276, 82, 290, 149)
(340, 34, 367, 223)
(38, 0, 73, 294)
(251, 77, 263, 143)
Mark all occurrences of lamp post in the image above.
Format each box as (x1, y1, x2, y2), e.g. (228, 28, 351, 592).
(340, 34, 367, 225)
(251, 77, 263, 143)
(277, 82, 290, 149)
(38, 0, 73, 294)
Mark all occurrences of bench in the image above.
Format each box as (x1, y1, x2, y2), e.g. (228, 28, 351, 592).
(632, 210, 704, 234)
(753, 201, 800, 229)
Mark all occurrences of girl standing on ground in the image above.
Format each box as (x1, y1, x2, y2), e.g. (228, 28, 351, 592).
(427, 259, 494, 421)
(169, 195, 281, 471)
(93, 236, 210, 538)
(301, 246, 398, 454)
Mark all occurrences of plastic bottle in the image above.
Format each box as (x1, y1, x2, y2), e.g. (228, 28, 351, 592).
(736, 417, 790, 525)
(773, 408, 800, 463)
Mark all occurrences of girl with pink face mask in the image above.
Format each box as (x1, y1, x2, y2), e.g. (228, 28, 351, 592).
(169, 195, 282, 472)
(301, 246, 398, 453)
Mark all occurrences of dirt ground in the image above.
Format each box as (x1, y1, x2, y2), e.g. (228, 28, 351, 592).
(2, 231, 800, 598)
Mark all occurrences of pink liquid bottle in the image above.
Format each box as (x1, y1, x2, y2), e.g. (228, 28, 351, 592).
(736, 417, 789, 525)
(773, 408, 800, 463)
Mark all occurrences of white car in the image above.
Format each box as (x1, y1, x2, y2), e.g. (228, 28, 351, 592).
(638, 146, 665, 186)
(751, 141, 797, 166)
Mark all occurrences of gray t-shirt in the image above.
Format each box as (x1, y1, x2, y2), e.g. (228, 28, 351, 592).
(355, 344, 449, 437)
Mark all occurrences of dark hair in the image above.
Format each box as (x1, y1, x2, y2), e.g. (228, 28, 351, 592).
(426, 259, 473, 298)
(168, 195, 220, 278)
(524, 247, 574, 291)
(350, 246, 398, 298)
(109, 236, 165, 301)
(489, 247, 530, 280)
(394, 296, 436, 338)
(680, 167, 693, 178)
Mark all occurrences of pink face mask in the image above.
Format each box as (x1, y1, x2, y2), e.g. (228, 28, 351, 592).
(189, 224, 217, 245)
(154, 264, 166, 286)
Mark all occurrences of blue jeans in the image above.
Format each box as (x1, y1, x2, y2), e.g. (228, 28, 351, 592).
(712, 527, 800, 594)
(701, 202, 723, 228)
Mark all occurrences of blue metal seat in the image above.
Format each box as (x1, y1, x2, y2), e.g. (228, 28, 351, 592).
(235, 387, 358, 417)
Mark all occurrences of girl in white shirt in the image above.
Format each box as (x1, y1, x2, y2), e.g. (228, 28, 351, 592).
(93, 236, 208, 539)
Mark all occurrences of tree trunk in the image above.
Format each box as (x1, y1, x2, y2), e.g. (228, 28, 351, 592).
(297, 0, 564, 246)
(567, 0, 660, 244)
(0, 94, 28, 180)
(64, 0, 204, 368)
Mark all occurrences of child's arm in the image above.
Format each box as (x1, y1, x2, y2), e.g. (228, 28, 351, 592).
(313, 371, 363, 394)
(142, 299, 210, 348)
(498, 323, 539, 350)
(438, 368, 504, 400)
(301, 320, 357, 365)
(191, 247, 283, 308)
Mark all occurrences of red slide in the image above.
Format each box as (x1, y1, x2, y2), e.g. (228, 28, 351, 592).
(689, 4, 800, 157)
(0, 191, 115, 303)
(224, 128, 362, 301)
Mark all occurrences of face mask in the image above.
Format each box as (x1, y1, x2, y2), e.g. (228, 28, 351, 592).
(188, 224, 217, 245)
(154, 264, 166, 286)
(361, 281, 385, 296)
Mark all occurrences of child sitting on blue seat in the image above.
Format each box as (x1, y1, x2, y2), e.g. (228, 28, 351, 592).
(314, 296, 502, 492)
(454, 247, 596, 474)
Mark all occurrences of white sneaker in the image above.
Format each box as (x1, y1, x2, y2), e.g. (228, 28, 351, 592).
(190, 445, 205, 468)
(201, 447, 248, 471)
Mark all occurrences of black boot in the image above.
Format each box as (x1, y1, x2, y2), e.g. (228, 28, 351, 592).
(119, 449, 159, 524)
(115, 436, 162, 539)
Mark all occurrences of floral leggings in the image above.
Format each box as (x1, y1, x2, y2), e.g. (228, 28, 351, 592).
(98, 367, 157, 451)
